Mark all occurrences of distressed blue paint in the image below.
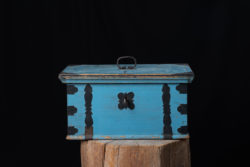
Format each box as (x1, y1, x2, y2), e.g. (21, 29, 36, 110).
(60, 79, 191, 84)
(67, 84, 85, 136)
(169, 84, 187, 136)
(59, 64, 194, 140)
(66, 83, 189, 139)
(66, 134, 189, 140)
(92, 84, 163, 137)
(59, 64, 194, 83)
(62, 64, 192, 75)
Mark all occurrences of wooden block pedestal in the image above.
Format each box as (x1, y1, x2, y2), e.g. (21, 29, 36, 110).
(81, 140, 190, 167)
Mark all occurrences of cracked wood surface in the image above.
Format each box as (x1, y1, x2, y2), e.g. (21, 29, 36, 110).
(80, 140, 190, 167)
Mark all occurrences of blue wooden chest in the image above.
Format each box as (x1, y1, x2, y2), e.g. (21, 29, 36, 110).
(59, 58, 194, 140)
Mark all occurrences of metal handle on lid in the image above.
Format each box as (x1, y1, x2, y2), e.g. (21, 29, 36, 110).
(117, 56, 137, 70)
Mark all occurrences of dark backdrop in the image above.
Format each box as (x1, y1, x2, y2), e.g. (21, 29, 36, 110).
(3, 0, 250, 167)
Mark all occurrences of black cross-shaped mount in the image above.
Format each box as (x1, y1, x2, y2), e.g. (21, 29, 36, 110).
(118, 92, 135, 110)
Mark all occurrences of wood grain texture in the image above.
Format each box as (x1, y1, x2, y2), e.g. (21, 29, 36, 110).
(80, 140, 190, 167)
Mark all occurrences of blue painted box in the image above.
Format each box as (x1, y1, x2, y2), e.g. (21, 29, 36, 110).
(59, 61, 194, 140)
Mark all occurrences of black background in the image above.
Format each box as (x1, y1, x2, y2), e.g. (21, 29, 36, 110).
(3, 0, 250, 167)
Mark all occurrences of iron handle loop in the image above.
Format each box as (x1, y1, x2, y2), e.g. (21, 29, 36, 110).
(117, 56, 137, 70)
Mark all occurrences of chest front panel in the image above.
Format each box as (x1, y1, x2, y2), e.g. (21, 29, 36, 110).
(66, 83, 188, 140)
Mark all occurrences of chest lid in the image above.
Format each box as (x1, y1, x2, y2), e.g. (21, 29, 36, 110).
(59, 57, 194, 83)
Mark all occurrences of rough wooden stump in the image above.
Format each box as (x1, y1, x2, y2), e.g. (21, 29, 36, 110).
(81, 140, 190, 167)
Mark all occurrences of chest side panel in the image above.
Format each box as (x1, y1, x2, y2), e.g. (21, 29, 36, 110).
(169, 84, 188, 138)
(67, 84, 86, 139)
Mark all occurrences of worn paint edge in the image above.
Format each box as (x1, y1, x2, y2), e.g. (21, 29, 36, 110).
(59, 72, 194, 80)
(66, 134, 190, 140)
(59, 79, 192, 84)
(65, 63, 191, 67)
(60, 72, 193, 76)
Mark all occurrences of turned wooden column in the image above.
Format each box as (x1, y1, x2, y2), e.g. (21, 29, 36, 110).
(81, 140, 191, 167)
